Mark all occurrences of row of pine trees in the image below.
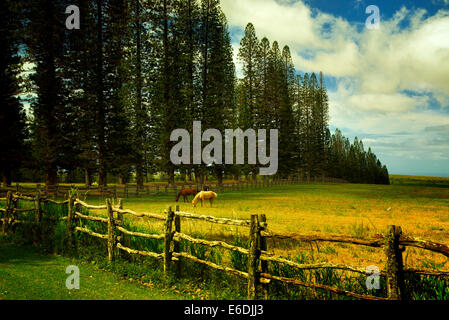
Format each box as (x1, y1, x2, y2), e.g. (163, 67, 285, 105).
(235, 23, 389, 185)
(0, 0, 389, 187)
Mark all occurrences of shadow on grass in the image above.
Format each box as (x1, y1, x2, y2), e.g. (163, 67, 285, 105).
(0, 238, 60, 267)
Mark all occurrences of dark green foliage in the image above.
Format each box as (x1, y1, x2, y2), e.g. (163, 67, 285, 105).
(10, 0, 388, 186)
(236, 23, 387, 183)
(0, 0, 28, 187)
(327, 129, 390, 184)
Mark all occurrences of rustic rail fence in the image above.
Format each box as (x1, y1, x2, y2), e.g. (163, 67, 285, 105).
(0, 177, 348, 199)
(1, 190, 448, 300)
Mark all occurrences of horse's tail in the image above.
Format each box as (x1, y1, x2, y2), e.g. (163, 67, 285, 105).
(175, 191, 181, 202)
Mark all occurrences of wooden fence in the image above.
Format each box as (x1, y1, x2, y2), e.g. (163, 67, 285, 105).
(0, 177, 348, 199)
(2, 190, 448, 300)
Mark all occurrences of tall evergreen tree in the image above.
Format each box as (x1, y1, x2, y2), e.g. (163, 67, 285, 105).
(26, 0, 69, 185)
(0, 0, 27, 186)
(237, 22, 261, 181)
(104, 0, 133, 184)
(238, 23, 260, 129)
(173, 0, 201, 182)
(257, 37, 271, 130)
(277, 45, 296, 177)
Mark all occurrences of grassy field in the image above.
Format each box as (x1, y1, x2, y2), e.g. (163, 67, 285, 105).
(390, 174, 449, 188)
(2, 175, 449, 299)
(0, 239, 197, 300)
(79, 178, 449, 274)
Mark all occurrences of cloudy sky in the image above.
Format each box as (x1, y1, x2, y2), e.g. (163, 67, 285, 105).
(221, 0, 449, 177)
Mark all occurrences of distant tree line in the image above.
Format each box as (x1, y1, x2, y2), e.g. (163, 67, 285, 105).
(0, 0, 389, 187)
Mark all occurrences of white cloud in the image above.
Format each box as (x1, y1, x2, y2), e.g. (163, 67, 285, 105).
(222, 0, 449, 105)
(221, 0, 449, 174)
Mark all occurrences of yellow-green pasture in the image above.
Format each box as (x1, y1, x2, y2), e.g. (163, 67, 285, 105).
(82, 180, 449, 273)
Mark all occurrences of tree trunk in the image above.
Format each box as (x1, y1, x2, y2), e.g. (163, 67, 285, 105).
(194, 167, 205, 185)
(252, 168, 257, 183)
(135, 0, 144, 192)
(187, 167, 192, 182)
(2, 167, 12, 187)
(45, 162, 58, 186)
(216, 168, 223, 185)
(136, 162, 144, 189)
(168, 167, 175, 186)
(98, 162, 107, 187)
(96, 0, 106, 188)
(84, 168, 92, 186)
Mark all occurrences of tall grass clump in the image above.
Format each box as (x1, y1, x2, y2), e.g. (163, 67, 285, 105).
(405, 258, 449, 300)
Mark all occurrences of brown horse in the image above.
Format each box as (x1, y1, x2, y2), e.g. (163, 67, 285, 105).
(175, 188, 199, 203)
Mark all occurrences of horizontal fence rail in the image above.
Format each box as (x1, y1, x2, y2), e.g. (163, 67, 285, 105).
(1, 190, 448, 300)
(174, 211, 250, 227)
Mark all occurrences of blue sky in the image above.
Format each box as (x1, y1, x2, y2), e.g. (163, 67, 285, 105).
(302, 0, 445, 21)
(222, 0, 449, 176)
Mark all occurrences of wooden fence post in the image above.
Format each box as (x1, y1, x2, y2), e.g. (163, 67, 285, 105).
(164, 206, 175, 277)
(33, 190, 42, 245)
(2, 191, 13, 234)
(174, 205, 181, 277)
(259, 214, 268, 299)
(67, 191, 75, 248)
(106, 199, 115, 262)
(35, 190, 42, 217)
(248, 214, 260, 300)
(11, 196, 18, 223)
(385, 225, 405, 300)
(116, 199, 125, 258)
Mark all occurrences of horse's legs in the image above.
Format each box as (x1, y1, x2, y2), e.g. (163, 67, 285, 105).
(210, 198, 213, 207)
(201, 199, 204, 207)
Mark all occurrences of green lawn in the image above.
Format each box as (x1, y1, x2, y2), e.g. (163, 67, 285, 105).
(0, 240, 193, 300)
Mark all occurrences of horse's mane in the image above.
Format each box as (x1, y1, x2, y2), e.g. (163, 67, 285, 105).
(192, 192, 201, 206)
